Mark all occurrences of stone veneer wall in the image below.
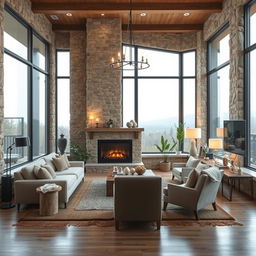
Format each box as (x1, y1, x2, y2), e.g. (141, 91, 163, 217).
(86, 18, 122, 128)
(0, 0, 55, 175)
(70, 31, 87, 146)
(122, 32, 197, 51)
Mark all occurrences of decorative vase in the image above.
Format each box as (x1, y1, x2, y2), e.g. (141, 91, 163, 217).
(126, 122, 132, 128)
(159, 162, 171, 172)
(57, 134, 67, 155)
(124, 167, 130, 175)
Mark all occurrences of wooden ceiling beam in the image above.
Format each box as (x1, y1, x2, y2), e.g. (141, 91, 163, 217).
(32, 2, 222, 12)
(52, 23, 203, 32)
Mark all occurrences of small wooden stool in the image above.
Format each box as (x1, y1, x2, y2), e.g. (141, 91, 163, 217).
(36, 185, 62, 216)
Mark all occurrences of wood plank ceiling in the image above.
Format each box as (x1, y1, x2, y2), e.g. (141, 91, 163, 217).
(31, 0, 224, 33)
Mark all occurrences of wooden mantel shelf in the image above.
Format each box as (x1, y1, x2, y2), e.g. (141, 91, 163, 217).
(85, 128, 144, 139)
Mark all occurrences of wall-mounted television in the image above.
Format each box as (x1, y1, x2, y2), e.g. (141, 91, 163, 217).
(224, 120, 245, 156)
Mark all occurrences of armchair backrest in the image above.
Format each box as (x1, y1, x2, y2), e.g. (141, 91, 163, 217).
(114, 176, 162, 222)
(196, 170, 224, 210)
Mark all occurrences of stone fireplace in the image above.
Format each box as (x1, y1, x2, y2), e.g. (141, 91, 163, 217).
(98, 139, 132, 163)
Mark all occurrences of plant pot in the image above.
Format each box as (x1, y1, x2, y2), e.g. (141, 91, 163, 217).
(159, 161, 171, 172)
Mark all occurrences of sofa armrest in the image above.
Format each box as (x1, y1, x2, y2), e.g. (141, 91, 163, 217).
(14, 179, 68, 204)
(172, 162, 186, 168)
(69, 161, 84, 168)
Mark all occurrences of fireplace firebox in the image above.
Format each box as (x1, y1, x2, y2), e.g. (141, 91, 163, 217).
(98, 140, 132, 163)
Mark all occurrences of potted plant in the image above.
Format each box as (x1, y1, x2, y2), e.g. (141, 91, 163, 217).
(70, 142, 91, 163)
(176, 123, 185, 154)
(155, 136, 177, 172)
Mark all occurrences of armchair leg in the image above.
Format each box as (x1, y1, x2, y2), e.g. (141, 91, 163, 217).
(115, 220, 119, 230)
(156, 220, 161, 230)
(172, 174, 175, 180)
(17, 203, 20, 212)
(163, 202, 168, 211)
(194, 211, 199, 220)
(212, 202, 217, 211)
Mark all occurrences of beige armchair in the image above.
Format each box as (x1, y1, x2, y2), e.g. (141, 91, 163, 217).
(114, 176, 162, 230)
(172, 162, 194, 183)
(164, 168, 224, 219)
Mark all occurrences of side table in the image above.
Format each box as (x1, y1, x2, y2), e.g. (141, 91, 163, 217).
(36, 185, 62, 216)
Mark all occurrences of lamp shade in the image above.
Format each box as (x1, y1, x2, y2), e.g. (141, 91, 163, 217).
(216, 128, 224, 137)
(208, 138, 223, 149)
(185, 128, 201, 139)
(15, 137, 30, 147)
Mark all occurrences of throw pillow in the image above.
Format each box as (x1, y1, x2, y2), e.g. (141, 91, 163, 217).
(62, 154, 71, 167)
(195, 162, 209, 173)
(21, 165, 37, 180)
(33, 166, 53, 179)
(185, 169, 199, 188)
(186, 156, 200, 168)
(44, 156, 57, 171)
(41, 164, 56, 179)
(52, 155, 68, 171)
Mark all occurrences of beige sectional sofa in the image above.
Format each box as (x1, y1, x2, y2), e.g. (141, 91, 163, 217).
(14, 153, 85, 210)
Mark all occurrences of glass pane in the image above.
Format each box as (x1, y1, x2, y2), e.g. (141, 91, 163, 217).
(138, 79, 179, 152)
(33, 70, 46, 158)
(122, 79, 135, 127)
(57, 51, 70, 77)
(209, 65, 230, 138)
(122, 45, 135, 77)
(183, 51, 196, 76)
(250, 3, 256, 46)
(250, 49, 256, 166)
(208, 29, 230, 70)
(4, 11, 28, 60)
(183, 79, 196, 152)
(138, 48, 179, 77)
(33, 35, 46, 71)
(4, 54, 28, 166)
(57, 79, 70, 153)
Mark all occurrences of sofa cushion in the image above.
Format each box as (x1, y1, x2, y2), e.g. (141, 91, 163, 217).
(21, 165, 37, 180)
(41, 164, 56, 178)
(55, 167, 84, 179)
(54, 174, 77, 188)
(33, 166, 53, 179)
(185, 169, 198, 188)
(186, 156, 200, 168)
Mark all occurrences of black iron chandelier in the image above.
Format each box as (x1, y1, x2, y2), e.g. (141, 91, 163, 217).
(110, 0, 150, 70)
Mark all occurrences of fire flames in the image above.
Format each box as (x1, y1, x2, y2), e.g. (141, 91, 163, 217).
(106, 150, 126, 159)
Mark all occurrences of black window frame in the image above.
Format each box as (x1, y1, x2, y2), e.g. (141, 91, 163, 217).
(122, 44, 197, 153)
(207, 23, 230, 141)
(55, 49, 71, 153)
(245, 0, 256, 169)
(3, 4, 49, 169)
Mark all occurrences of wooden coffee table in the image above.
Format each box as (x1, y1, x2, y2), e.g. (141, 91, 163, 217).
(106, 169, 155, 196)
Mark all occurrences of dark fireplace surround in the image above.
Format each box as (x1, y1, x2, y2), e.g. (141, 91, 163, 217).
(98, 139, 132, 163)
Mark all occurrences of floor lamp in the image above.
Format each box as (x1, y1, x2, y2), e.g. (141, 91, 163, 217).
(1, 136, 30, 209)
(185, 128, 202, 158)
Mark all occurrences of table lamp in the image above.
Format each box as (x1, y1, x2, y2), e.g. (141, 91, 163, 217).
(185, 128, 201, 158)
(1, 136, 30, 209)
(208, 138, 223, 153)
(216, 128, 224, 137)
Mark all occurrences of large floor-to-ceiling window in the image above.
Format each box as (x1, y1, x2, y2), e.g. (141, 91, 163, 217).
(207, 24, 230, 139)
(245, 0, 256, 168)
(3, 5, 48, 167)
(122, 45, 196, 153)
(56, 50, 70, 152)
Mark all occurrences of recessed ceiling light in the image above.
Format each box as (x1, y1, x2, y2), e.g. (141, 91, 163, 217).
(140, 12, 147, 17)
(101, 13, 105, 16)
(50, 15, 59, 20)
(66, 12, 72, 17)
(184, 12, 190, 17)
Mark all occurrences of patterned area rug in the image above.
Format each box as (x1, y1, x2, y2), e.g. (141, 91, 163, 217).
(16, 175, 242, 227)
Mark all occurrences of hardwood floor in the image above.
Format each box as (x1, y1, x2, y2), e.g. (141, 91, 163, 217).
(1, 173, 256, 256)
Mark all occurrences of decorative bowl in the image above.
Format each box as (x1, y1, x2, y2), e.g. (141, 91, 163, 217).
(135, 165, 146, 175)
